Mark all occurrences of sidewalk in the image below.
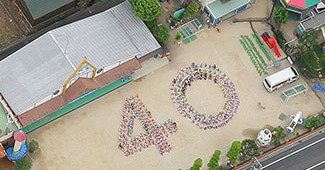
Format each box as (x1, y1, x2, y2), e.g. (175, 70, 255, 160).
(236, 125, 325, 169)
(132, 57, 170, 80)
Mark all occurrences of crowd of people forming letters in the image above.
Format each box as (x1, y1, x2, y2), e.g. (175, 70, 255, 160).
(170, 63, 240, 129)
(118, 95, 178, 156)
(118, 63, 239, 156)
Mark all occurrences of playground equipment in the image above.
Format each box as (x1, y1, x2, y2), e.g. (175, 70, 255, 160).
(6, 131, 28, 161)
(280, 83, 308, 103)
(287, 111, 303, 133)
(313, 82, 325, 93)
(261, 32, 281, 58)
(256, 129, 272, 147)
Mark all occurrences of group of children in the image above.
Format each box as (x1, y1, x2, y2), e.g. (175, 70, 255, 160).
(170, 63, 240, 129)
(118, 95, 178, 156)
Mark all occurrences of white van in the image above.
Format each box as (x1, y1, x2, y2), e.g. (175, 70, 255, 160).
(263, 67, 299, 92)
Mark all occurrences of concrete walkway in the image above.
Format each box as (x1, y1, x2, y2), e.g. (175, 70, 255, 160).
(132, 57, 170, 80)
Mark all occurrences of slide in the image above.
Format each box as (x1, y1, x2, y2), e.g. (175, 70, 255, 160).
(268, 37, 281, 57)
(6, 141, 28, 161)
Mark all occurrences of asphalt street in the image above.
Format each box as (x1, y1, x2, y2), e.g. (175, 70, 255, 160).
(246, 130, 325, 170)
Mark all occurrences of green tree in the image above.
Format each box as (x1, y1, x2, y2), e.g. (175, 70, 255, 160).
(15, 158, 32, 170)
(297, 29, 320, 55)
(129, 0, 161, 22)
(239, 139, 258, 161)
(152, 25, 170, 43)
(208, 150, 221, 170)
(296, 29, 323, 78)
(182, 1, 198, 20)
(272, 126, 287, 146)
(226, 141, 242, 164)
(274, 7, 288, 24)
(304, 117, 324, 129)
(190, 158, 202, 170)
(28, 139, 39, 153)
(145, 18, 158, 29)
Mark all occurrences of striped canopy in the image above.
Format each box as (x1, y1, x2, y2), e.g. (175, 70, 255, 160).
(285, 0, 321, 9)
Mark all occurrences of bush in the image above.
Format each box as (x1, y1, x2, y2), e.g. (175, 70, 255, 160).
(208, 150, 221, 170)
(152, 25, 170, 43)
(175, 33, 182, 41)
(15, 158, 32, 170)
(304, 117, 324, 129)
(190, 158, 202, 170)
(272, 126, 287, 146)
(226, 141, 242, 164)
(28, 140, 39, 153)
(239, 139, 258, 161)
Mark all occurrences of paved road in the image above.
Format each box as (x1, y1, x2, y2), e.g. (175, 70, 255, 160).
(245, 130, 325, 170)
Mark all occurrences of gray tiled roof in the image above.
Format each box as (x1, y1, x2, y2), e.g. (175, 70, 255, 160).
(0, 34, 74, 114)
(0, 1, 160, 115)
(110, 3, 161, 57)
(300, 11, 325, 30)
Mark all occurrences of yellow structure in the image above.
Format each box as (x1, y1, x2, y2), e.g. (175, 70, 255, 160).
(62, 60, 97, 95)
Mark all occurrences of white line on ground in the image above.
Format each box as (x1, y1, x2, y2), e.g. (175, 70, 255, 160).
(261, 137, 325, 169)
(306, 160, 325, 170)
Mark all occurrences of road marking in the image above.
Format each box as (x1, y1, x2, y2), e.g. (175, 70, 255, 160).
(306, 160, 325, 170)
(261, 137, 325, 169)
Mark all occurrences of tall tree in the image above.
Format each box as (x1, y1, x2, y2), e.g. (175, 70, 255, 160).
(239, 139, 258, 161)
(182, 1, 198, 20)
(152, 25, 170, 43)
(129, 0, 161, 22)
(274, 7, 288, 24)
(297, 29, 320, 55)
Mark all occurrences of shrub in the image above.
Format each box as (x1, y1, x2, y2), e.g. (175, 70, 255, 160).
(28, 140, 39, 154)
(239, 139, 258, 161)
(304, 117, 324, 129)
(175, 33, 182, 41)
(226, 141, 242, 164)
(208, 150, 221, 170)
(272, 126, 287, 146)
(190, 158, 202, 170)
(15, 158, 32, 170)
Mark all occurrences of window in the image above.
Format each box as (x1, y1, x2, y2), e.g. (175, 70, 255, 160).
(53, 90, 60, 95)
(97, 68, 103, 74)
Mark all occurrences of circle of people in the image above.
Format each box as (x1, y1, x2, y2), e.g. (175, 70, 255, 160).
(170, 63, 240, 129)
(119, 95, 178, 156)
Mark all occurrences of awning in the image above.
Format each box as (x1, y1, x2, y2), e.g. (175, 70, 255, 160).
(285, 0, 320, 9)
